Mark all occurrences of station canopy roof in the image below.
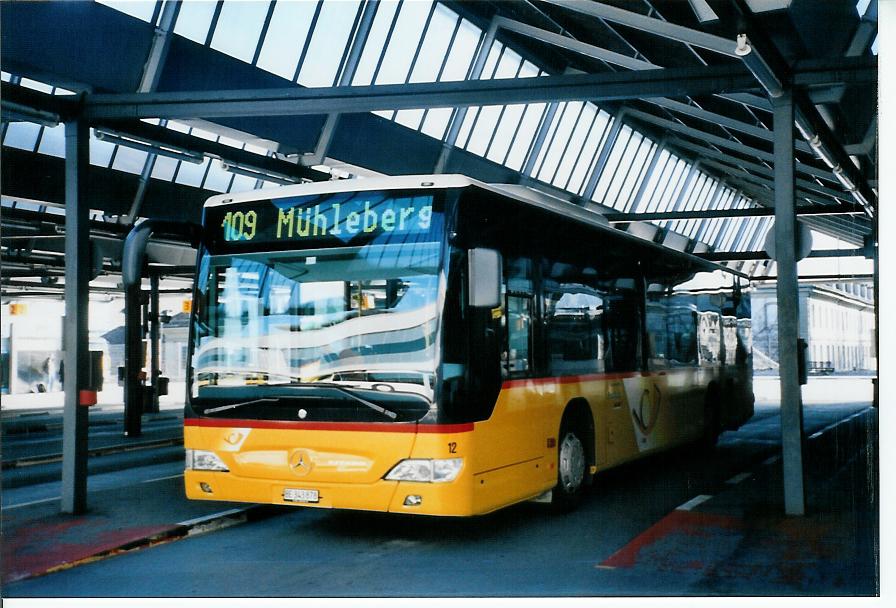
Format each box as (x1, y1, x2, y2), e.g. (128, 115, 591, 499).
(0, 0, 878, 295)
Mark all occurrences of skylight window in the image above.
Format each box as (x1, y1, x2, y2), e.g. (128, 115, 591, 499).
(297, 0, 362, 88)
(255, 0, 317, 80)
(210, 1, 271, 64)
(173, 1, 217, 45)
(95, 0, 156, 23)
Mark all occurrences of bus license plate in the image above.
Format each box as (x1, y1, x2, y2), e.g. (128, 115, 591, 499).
(283, 488, 319, 503)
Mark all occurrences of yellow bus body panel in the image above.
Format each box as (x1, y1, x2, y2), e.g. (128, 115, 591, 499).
(184, 368, 727, 516)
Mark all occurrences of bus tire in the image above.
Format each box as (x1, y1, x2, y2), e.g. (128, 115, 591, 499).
(552, 408, 593, 512)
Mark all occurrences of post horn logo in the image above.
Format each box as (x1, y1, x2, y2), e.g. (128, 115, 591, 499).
(289, 449, 314, 477)
(632, 384, 661, 435)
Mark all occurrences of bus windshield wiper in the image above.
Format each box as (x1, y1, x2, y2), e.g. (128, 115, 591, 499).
(322, 384, 398, 420)
(203, 397, 281, 415)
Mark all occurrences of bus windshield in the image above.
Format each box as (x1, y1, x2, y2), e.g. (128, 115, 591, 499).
(190, 235, 444, 417)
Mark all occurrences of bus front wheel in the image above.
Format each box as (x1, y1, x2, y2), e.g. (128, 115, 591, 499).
(552, 419, 589, 512)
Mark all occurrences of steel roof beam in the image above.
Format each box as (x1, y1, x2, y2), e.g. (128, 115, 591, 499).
(699, 159, 852, 203)
(666, 136, 836, 182)
(80, 64, 759, 120)
(605, 204, 863, 223)
(540, 0, 738, 57)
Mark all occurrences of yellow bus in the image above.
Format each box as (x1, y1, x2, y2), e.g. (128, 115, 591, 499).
(183, 175, 753, 516)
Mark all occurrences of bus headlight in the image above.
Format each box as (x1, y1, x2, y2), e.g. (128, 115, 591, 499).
(185, 449, 229, 472)
(385, 458, 463, 483)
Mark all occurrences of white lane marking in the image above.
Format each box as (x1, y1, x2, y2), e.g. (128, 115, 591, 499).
(140, 473, 184, 484)
(676, 494, 713, 511)
(762, 455, 781, 465)
(177, 507, 249, 527)
(725, 472, 752, 485)
(2, 496, 59, 510)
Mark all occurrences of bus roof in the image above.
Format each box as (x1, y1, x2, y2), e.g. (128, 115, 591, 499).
(203, 174, 744, 280)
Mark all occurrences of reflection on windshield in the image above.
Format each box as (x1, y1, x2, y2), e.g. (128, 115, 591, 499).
(192, 240, 442, 404)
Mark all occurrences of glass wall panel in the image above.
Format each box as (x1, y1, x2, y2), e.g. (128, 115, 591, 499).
(298, 0, 362, 87)
(256, 0, 318, 80)
(211, 1, 270, 63)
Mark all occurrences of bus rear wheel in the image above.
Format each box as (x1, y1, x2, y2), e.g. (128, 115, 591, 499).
(552, 421, 589, 512)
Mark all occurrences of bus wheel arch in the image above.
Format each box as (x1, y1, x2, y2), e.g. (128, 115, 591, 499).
(552, 399, 595, 512)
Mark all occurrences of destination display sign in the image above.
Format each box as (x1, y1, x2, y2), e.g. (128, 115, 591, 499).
(203, 190, 442, 252)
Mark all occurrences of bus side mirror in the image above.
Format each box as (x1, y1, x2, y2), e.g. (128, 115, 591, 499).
(468, 248, 502, 308)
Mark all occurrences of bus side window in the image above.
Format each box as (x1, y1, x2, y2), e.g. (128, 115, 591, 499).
(502, 256, 534, 377)
(504, 295, 532, 375)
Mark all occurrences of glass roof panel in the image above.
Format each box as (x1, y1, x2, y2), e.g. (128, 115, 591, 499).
(395, 108, 426, 130)
(420, 107, 453, 140)
(3, 122, 42, 152)
(439, 18, 480, 82)
(151, 154, 179, 181)
(204, 160, 234, 192)
(504, 103, 547, 172)
(229, 172, 258, 193)
(486, 103, 526, 163)
(256, 0, 317, 80)
(493, 47, 522, 79)
(96, 0, 156, 22)
(465, 105, 504, 156)
(528, 103, 564, 177)
(37, 124, 65, 157)
(19, 78, 53, 94)
(173, 1, 217, 45)
(590, 124, 633, 204)
(604, 131, 645, 209)
(455, 106, 481, 148)
(111, 145, 149, 174)
(570, 109, 612, 196)
(298, 0, 362, 87)
(616, 137, 655, 210)
(210, 1, 272, 64)
(352, 0, 400, 86)
(89, 130, 117, 168)
(480, 43, 503, 80)
(375, 0, 433, 85)
(174, 156, 211, 187)
(408, 4, 457, 84)
(552, 102, 594, 189)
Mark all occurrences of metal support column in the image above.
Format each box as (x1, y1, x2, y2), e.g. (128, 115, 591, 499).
(148, 272, 161, 414)
(61, 118, 91, 515)
(773, 91, 806, 516)
(124, 275, 145, 437)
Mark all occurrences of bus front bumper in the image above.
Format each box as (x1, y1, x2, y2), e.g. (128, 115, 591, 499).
(184, 470, 477, 516)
